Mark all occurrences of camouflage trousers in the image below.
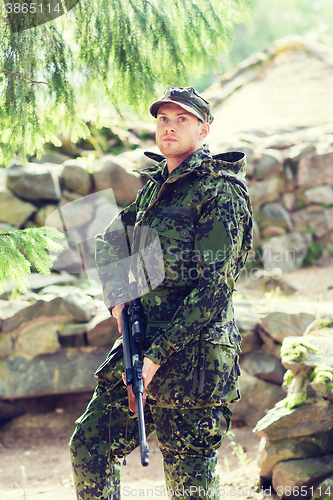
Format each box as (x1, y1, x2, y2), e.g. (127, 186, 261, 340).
(69, 356, 227, 500)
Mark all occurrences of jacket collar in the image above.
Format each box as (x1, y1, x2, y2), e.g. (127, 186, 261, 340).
(142, 144, 212, 181)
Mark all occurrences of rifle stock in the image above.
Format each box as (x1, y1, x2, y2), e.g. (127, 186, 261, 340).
(121, 298, 149, 467)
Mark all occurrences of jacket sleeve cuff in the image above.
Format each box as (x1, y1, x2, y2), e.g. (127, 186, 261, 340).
(144, 336, 173, 365)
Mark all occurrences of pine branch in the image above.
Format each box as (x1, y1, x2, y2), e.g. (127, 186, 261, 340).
(2, 70, 52, 87)
(0, 0, 252, 164)
(0, 227, 65, 293)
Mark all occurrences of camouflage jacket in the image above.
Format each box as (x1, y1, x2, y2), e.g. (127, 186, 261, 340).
(95, 145, 253, 408)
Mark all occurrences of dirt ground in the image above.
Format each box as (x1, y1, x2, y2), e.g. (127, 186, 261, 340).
(0, 399, 264, 500)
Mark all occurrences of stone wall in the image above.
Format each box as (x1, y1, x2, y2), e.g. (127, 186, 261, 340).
(1, 123, 333, 276)
(223, 123, 333, 273)
(253, 315, 333, 498)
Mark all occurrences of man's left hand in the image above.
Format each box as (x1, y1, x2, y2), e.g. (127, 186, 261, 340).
(142, 357, 160, 388)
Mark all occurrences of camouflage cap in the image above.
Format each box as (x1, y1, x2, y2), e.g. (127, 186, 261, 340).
(150, 85, 214, 124)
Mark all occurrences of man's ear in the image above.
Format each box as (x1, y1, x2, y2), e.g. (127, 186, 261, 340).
(199, 123, 210, 139)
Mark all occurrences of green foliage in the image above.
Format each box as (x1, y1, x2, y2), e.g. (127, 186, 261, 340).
(283, 369, 294, 387)
(0, 0, 250, 164)
(281, 338, 318, 363)
(309, 365, 333, 386)
(303, 241, 324, 266)
(226, 430, 250, 467)
(0, 227, 64, 293)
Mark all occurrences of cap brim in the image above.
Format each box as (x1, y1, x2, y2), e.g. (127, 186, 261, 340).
(150, 100, 204, 122)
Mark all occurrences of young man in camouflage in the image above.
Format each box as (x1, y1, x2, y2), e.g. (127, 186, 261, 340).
(69, 85, 253, 499)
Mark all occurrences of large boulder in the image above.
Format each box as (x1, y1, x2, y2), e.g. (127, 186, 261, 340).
(253, 399, 333, 441)
(86, 310, 119, 347)
(303, 185, 333, 206)
(231, 369, 285, 427)
(0, 347, 110, 398)
(241, 351, 285, 385)
(0, 192, 36, 227)
(0, 293, 95, 334)
(260, 232, 313, 273)
(248, 176, 283, 210)
(257, 203, 293, 231)
(92, 155, 143, 206)
(258, 431, 333, 479)
(61, 160, 92, 196)
(272, 455, 333, 499)
(6, 160, 62, 202)
(297, 151, 333, 188)
(259, 311, 315, 344)
(254, 149, 284, 180)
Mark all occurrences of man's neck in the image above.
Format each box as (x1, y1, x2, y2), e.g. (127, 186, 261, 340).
(166, 147, 202, 174)
(166, 155, 190, 174)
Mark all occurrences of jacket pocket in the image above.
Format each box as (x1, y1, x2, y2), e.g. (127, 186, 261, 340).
(196, 322, 241, 405)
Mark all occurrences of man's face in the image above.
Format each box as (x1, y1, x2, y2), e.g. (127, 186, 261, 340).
(155, 102, 209, 161)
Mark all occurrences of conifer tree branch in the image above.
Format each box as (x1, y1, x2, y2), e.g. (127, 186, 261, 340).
(2, 70, 52, 87)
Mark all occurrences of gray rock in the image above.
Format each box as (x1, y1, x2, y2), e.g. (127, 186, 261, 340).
(260, 311, 315, 344)
(287, 143, 316, 163)
(255, 324, 282, 359)
(40, 285, 86, 296)
(32, 152, 70, 164)
(0, 299, 32, 333)
(248, 176, 283, 210)
(254, 150, 284, 180)
(272, 454, 333, 499)
(241, 351, 285, 385)
(86, 310, 119, 347)
(34, 204, 59, 227)
(15, 316, 61, 356)
(282, 192, 297, 212)
(261, 226, 287, 239)
(253, 399, 333, 441)
(310, 207, 333, 238)
(258, 202, 293, 230)
(252, 218, 261, 248)
(57, 322, 87, 348)
(0, 192, 36, 227)
(258, 431, 333, 479)
(290, 206, 324, 233)
(291, 207, 333, 239)
(27, 272, 77, 290)
(62, 160, 92, 196)
(45, 197, 95, 234)
(6, 161, 62, 202)
(241, 270, 299, 295)
(0, 292, 95, 333)
(260, 232, 313, 273)
(298, 151, 333, 188)
(0, 347, 110, 397)
(318, 229, 333, 252)
(52, 246, 83, 274)
(303, 185, 333, 206)
(92, 155, 142, 206)
(231, 369, 285, 427)
(238, 329, 262, 355)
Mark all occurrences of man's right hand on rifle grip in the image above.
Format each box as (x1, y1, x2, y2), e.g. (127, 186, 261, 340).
(111, 302, 129, 333)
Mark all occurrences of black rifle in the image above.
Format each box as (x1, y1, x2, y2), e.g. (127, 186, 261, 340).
(121, 289, 149, 467)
